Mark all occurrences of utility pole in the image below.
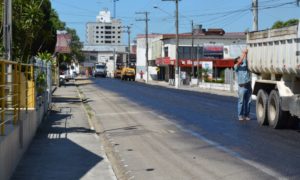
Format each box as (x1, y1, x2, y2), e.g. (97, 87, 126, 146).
(196, 45, 199, 82)
(122, 25, 131, 66)
(113, 0, 119, 18)
(162, 0, 180, 88)
(191, 20, 194, 78)
(252, 0, 258, 31)
(3, 0, 12, 60)
(113, 48, 116, 77)
(136, 11, 150, 83)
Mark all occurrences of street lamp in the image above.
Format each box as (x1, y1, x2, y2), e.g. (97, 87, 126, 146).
(162, 0, 180, 88)
(153, 6, 173, 16)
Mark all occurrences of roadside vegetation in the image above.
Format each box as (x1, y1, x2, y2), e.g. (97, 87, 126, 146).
(0, 0, 83, 64)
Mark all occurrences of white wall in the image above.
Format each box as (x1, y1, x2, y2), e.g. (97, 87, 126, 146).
(163, 36, 245, 59)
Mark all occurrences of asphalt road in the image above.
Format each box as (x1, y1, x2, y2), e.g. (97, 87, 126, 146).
(79, 78, 300, 180)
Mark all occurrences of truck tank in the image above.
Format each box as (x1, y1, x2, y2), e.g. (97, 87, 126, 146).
(247, 23, 300, 76)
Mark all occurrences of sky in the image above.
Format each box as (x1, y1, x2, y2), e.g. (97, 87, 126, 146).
(51, 0, 300, 44)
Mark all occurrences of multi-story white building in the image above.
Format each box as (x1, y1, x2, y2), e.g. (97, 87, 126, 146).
(86, 10, 122, 46)
(83, 10, 127, 77)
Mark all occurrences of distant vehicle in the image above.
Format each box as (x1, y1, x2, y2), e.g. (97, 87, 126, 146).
(121, 66, 135, 81)
(114, 69, 122, 79)
(93, 63, 107, 77)
(247, 22, 300, 129)
(59, 69, 73, 82)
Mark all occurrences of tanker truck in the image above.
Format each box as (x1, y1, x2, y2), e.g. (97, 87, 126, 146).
(247, 22, 300, 129)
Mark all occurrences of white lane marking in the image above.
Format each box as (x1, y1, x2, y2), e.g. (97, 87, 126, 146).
(175, 124, 285, 179)
(95, 111, 154, 116)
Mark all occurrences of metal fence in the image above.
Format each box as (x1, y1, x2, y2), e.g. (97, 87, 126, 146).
(0, 60, 35, 135)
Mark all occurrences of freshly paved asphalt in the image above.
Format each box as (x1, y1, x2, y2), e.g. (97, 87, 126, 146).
(11, 77, 300, 180)
(78, 78, 300, 180)
(11, 82, 116, 180)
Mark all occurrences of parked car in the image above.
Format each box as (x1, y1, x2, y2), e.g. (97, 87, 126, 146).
(59, 69, 74, 82)
(93, 63, 107, 77)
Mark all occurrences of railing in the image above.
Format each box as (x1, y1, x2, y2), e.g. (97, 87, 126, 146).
(0, 60, 35, 136)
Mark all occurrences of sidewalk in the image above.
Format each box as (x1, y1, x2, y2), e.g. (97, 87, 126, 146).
(11, 81, 116, 180)
(137, 79, 237, 97)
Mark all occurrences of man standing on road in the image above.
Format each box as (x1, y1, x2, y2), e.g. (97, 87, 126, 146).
(234, 49, 252, 121)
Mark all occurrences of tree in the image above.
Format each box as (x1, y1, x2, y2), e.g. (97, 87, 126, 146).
(0, 0, 83, 63)
(272, 19, 299, 29)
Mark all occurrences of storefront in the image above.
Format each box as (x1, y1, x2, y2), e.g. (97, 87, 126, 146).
(156, 57, 235, 82)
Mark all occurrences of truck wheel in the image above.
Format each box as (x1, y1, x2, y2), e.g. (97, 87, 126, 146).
(267, 90, 287, 129)
(256, 89, 269, 126)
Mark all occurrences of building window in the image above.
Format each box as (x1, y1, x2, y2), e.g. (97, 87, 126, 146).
(106, 36, 112, 38)
(96, 40, 99, 43)
(164, 47, 168, 57)
(96, 26, 99, 29)
(105, 26, 112, 29)
(105, 41, 111, 44)
(90, 56, 97, 60)
(118, 41, 121, 43)
(96, 31, 99, 34)
(178, 46, 200, 59)
(118, 36, 121, 38)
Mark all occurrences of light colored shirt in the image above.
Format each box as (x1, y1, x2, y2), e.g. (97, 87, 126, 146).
(234, 58, 251, 85)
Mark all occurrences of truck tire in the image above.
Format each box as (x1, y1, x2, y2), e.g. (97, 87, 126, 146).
(256, 89, 269, 126)
(267, 90, 287, 129)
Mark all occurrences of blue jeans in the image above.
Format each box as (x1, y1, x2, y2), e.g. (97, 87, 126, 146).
(238, 84, 252, 118)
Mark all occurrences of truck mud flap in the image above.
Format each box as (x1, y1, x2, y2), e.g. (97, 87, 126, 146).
(282, 95, 300, 118)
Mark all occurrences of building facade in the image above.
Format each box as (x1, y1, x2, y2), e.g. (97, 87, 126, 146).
(86, 10, 122, 46)
(83, 10, 127, 76)
(136, 28, 246, 83)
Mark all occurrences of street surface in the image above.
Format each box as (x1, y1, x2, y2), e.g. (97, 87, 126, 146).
(79, 78, 300, 180)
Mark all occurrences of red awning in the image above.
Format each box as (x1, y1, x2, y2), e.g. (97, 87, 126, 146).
(156, 57, 234, 68)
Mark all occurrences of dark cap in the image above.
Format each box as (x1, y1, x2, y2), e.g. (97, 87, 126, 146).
(234, 56, 240, 64)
